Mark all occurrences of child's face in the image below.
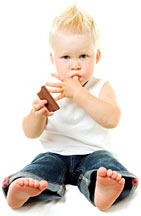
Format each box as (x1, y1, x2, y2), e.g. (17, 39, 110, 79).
(50, 32, 100, 86)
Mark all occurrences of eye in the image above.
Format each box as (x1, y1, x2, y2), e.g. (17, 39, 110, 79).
(62, 55, 70, 60)
(80, 54, 88, 59)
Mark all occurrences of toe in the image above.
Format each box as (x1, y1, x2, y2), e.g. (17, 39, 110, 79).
(119, 178, 125, 185)
(116, 174, 122, 181)
(24, 179, 29, 186)
(17, 179, 24, 186)
(39, 181, 48, 190)
(29, 179, 34, 187)
(107, 169, 112, 177)
(34, 180, 40, 188)
(111, 171, 118, 180)
(97, 167, 107, 177)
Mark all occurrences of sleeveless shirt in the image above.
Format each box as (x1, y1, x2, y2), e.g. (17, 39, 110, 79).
(39, 77, 110, 155)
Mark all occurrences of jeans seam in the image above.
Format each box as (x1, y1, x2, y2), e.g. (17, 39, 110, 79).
(52, 154, 68, 183)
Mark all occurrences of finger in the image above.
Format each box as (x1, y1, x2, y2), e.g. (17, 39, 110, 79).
(48, 88, 63, 93)
(73, 76, 81, 84)
(32, 98, 40, 105)
(37, 107, 54, 117)
(46, 82, 63, 88)
(48, 112, 54, 116)
(33, 99, 47, 106)
(37, 106, 48, 114)
(33, 104, 40, 111)
(51, 73, 64, 82)
(55, 94, 64, 101)
(73, 76, 79, 80)
(33, 101, 47, 111)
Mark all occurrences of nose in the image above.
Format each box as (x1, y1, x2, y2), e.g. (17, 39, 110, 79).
(71, 59, 81, 70)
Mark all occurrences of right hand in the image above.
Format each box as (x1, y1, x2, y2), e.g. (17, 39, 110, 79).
(46, 73, 82, 101)
(32, 98, 54, 117)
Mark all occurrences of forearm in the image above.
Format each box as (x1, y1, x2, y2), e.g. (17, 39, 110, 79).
(73, 87, 121, 128)
(46, 74, 121, 128)
(22, 109, 47, 138)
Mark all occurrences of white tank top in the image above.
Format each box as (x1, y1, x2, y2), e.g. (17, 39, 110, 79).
(39, 77, 110, 155)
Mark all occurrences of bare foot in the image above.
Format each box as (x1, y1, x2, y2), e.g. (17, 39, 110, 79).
(95, 167, 125, 211)
(7, 178, 48, 209)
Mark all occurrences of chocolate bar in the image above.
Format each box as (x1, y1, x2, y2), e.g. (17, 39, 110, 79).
(37, 85, 60, 112)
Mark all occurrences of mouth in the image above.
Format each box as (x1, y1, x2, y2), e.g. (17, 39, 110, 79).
(71, 74, 82, 80)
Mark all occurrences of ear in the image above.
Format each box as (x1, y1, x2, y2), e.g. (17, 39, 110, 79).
(50, 52, 54, 65)
(96, 49, 101, 64)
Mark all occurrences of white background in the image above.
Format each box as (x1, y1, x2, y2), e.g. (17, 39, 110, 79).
(0, 0, 141, 215)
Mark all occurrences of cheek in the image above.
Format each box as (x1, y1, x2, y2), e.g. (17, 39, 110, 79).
(83, 60, 94, 75)
(55, 61, 67, 77)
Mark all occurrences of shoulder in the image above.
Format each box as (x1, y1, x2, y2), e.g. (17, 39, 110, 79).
(85, 77, 107, 92)
(85, 77, 108, 98)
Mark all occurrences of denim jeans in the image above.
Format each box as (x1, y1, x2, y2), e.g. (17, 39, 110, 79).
(2, 150, 138, 206)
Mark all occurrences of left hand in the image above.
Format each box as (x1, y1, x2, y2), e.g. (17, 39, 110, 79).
(45, 73, 82, 101)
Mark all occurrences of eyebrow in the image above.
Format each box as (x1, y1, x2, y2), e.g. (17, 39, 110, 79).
(60, 49, 93, 55)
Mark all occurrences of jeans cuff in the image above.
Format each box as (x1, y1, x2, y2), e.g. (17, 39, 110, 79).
(2, 171, 66, 202)
(78, 169, 138, 206)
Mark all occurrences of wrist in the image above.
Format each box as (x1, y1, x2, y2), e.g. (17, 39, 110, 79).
(73, 86, 83, 102)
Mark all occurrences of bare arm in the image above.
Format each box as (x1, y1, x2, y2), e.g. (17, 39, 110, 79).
(22, 99, 53, 138)
(73, 82, 121, 128)
(46, 74, 121, 129)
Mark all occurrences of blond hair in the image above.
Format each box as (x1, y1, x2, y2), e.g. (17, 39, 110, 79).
(49, 5, 100, 49)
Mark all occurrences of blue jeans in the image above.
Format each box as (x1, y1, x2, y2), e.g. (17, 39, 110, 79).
(2, 150, 138, 206)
